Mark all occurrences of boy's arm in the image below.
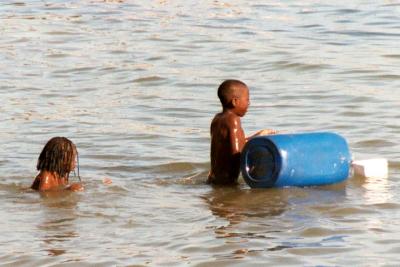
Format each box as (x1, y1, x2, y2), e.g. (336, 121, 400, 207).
(246, 129, 278, 141)
(228, 116, 246, 155)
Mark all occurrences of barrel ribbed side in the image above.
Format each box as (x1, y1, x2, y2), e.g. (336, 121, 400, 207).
(241, 132, 351, 188)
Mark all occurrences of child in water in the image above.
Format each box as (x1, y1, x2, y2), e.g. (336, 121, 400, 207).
(208, 80, 277, 185)
(31, 137, 84, 191)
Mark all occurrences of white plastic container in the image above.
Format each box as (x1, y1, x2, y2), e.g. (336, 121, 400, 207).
(352, 158, 388, 178)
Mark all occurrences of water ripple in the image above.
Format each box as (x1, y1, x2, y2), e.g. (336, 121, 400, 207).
(1, 1, 399, 265)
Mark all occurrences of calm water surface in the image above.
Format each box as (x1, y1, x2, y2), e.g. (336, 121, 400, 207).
(0, 1, 400, 266)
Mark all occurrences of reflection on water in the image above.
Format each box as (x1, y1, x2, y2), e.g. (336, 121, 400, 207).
(362, 176, 392, 205)
(351, 171, 393, 205)
(37, 192, 81, 257)
(199, 184, 358, 263)
(202, 186, 287, 261)
(203, 186, 286, 227)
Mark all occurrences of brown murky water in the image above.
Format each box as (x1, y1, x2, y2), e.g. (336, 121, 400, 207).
(0, 1, 399, 266)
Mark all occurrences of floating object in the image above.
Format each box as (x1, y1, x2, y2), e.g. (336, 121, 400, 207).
(241, 132, 352, 188)
(352, 158, 388, 179)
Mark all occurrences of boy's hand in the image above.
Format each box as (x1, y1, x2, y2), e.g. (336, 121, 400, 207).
(68, 183, 84, 192)
(259, 129, 278, 135)
(246, 129, 278, 141)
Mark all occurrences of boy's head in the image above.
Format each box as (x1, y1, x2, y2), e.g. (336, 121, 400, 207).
(217, 79, 249, 116)
(37, 137, 77, 179)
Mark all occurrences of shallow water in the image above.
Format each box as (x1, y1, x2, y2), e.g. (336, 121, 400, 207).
(1, 1, 400, 266)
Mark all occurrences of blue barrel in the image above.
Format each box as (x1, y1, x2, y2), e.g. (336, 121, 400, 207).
(240, 132, 351, 188)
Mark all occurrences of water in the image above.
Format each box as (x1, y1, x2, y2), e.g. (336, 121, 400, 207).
(0, 1, 399, 266)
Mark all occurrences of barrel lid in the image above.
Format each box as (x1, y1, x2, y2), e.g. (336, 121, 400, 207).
(241, 137, 281, 188)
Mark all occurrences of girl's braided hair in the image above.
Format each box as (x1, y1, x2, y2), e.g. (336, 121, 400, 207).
(37, 137, 76, 181)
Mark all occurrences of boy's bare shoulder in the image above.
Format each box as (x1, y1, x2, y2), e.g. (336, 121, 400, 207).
(211, 112, 241, 139)
(213, 111, 240, 126)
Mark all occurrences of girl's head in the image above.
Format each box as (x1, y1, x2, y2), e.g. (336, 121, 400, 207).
(37, 137, 77, 180)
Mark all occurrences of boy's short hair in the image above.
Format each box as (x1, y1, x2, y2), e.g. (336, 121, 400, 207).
(217, 79, 247, 106)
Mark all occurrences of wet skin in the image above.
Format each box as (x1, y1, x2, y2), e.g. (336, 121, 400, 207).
(208, 85, 249, 185)
(31, 152, 83, 192)
(31, 170, 69, 191)
(31, 171, 83, 192)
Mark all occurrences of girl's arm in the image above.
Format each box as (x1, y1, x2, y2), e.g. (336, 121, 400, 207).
(67, 183, 84, 192)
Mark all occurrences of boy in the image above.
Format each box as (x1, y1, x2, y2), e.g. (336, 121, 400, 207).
(208, 80, 276, 185)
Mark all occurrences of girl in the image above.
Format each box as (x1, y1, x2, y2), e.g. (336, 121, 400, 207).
(31, 137, 83, 191)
